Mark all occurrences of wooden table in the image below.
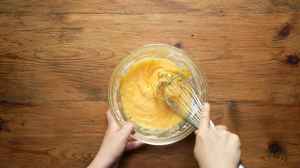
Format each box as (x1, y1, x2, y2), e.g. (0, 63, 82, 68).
(0, 0, 299, 167)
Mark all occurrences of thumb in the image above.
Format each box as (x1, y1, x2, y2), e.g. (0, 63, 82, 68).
(199, 103, 210, 133)
(106, 110, 119, 131)
(118, 122, 134, 139)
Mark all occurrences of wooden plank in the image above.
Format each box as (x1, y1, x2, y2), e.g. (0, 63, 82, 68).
(1, 101, 299, 136)
(0, 0, 299, 15)
(0, 101, 108, 136)
(0, 101, 109, 168)
(0, 135, 101, 168)
(0, 0, 299, 168)
(0, 101, 299, 168)
(0, 13, 299, 104)
(0, 101, 300, 168)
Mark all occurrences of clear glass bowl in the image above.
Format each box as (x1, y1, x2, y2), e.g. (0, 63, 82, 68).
(108, 44, 207, 145)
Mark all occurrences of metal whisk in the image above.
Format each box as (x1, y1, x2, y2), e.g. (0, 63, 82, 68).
(159, 74, 204, 128)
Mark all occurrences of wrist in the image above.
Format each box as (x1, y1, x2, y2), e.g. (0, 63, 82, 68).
(88, 152, 112, 168)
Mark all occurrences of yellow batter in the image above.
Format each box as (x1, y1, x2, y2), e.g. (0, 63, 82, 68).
(120, 58, 190, 130)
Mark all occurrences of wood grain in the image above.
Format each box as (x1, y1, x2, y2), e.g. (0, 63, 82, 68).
(0, 0, 299, 168)
(1, 13, 299, 104)
(0, 101, 299, 168)
(0, 0, 300, 14)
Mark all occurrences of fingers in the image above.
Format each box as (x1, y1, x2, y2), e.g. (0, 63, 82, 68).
(214, 125, 229, 138)
(213, 126, 241, 148)
(199, 103, 210, 133)
(229, 133, 241, 148)
(106, 109, 114, 123)
(128, 134, 140, 142)
(128, 135, 135, 141)
(126, 140, 144, 151)
(106, 110, 119, 131)
(215, 125, 227, 131)
(118, 122, 134, 139)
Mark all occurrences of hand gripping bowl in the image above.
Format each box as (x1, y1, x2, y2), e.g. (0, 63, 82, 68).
(108, 44, 208, 145)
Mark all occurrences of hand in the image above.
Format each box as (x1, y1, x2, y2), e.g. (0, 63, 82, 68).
(88, 110, 144, 168)
(194, 103, 241, 168)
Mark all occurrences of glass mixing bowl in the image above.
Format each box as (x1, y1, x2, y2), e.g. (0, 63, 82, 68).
(108, 43, 207, 145)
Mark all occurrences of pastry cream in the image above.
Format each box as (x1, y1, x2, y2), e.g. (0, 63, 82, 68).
(120, 58, 191, 130)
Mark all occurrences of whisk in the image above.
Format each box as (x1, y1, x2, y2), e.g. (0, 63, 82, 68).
(159, 74, 204, 128)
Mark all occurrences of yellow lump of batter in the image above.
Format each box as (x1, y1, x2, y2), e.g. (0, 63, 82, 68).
(120, 58, 190, 130)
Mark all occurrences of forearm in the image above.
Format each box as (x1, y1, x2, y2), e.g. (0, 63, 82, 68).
(88, 150, 110, 168)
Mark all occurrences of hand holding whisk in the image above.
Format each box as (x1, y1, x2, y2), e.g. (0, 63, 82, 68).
(159, 74, 245, 168)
